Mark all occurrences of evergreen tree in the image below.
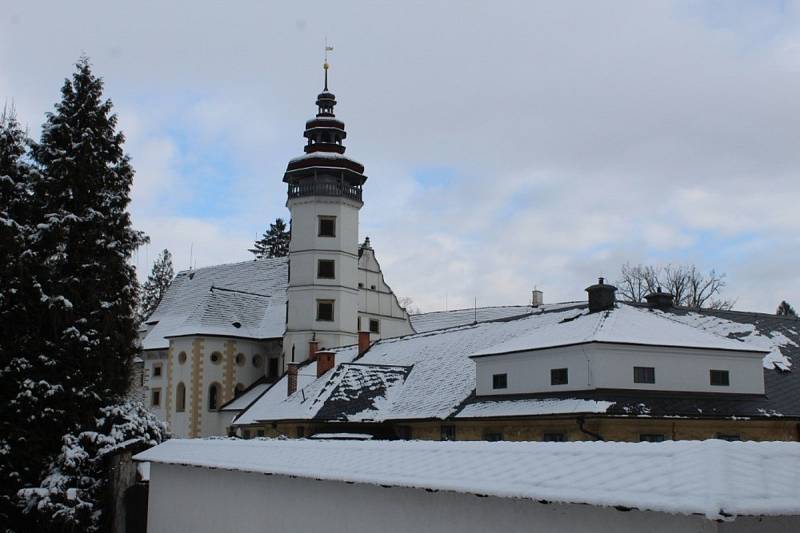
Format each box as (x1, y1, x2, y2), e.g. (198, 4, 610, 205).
(138, 248, 174, 323)
(777, 300, 797, 317)
(1, 57, 156, 530)
(0, 106, 51, 529)
(250, 217, 290, 258)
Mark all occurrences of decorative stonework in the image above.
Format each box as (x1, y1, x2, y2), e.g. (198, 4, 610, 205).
(190, 338, 205, 438)
(165, 345, 174, 425)
(223, 340, 237, 403)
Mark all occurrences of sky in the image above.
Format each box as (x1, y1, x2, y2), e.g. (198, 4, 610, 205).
(2, 0, 799, 313)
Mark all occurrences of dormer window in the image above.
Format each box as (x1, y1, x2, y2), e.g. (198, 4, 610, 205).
(710, 370, 730, 386)
(551, 368, 568, 386)
(634, 366, 655, 384)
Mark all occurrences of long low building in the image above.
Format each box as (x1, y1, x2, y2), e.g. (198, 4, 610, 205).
(230, 282, 800, 442)
(136, 438, 800, 533)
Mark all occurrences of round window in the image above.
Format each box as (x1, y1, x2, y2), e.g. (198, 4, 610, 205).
(178, 351, 187, 364)
(210, 351, 223, 365)
(252, 354, 263, 368)
(235, 353, 246, 367)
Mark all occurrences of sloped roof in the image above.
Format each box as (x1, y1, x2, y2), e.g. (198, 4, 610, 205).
(141, 258, 288, 350)
(470, 304, 766, 357)
(135, 438, 800, 520)
(411, 305, 541, 333)
(236, 302, 800, 424)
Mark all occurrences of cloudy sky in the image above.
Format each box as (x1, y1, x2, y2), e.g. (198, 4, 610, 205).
(2, 1, 799, 313)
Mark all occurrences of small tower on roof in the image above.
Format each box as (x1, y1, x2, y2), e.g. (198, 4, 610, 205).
(283, 51, 366, 365)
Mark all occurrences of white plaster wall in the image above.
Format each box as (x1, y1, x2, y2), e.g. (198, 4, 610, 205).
(287, 196, 360, 255)
(147, 464, 795, 533)
(475, 343, 766, 396)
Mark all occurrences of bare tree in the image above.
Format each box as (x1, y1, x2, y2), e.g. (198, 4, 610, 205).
(615, 263, 734, 310)
(777, 301, 797, 317)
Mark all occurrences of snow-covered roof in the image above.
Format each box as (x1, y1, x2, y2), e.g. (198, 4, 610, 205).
(236, 302, 800, 424)
(135, 438, 800, 520)
(410, 305, 539, 333)
(219, 382, 273, 412)
(141, 258, 288, 350)
(471, 304, 766, 358)
(287, 151, 363, 166)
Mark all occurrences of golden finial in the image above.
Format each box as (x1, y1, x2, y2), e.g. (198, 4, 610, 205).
(324, 38, 334, 90)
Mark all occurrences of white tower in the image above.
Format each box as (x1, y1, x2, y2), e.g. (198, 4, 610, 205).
(282, 61, 367, 364)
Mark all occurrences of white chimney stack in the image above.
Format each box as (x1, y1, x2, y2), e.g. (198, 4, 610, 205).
(531, 289, 543, 307)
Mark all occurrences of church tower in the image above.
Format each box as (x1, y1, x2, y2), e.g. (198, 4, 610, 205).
(283, 60, 367, 363)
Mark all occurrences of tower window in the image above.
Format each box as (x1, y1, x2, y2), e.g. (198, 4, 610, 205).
(710, 370, 730, 386)
(176, 382, 186, 412)
(551, 368, 568, 386)
(634, 366, 655, 384)
(369, 318, 380, 333)
(208, 383, 222, 411)
(317, 300, 335, 322)
(492, 373, 507, 390)
(317, 259, 335, 279)
(318, 216, 336, 237)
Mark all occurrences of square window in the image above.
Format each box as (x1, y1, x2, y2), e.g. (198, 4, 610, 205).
(551, 368, 568, 386)
(369, 319, 380, 334)
(710, 369, 730, 386)
(634, 366, 655, 384)
(440, 425, 456, 441)
(485, 432, 503, 442)
(318, 216, 336, 237)
(317, 300, 334, 322)
(492, 373, 508, 389)
(639, 434, 665, 443)
(152, 364, 162, 377)
(317, 259, 335, 279)
(543, 433, 565, 442)
(151, 389, 161, 407)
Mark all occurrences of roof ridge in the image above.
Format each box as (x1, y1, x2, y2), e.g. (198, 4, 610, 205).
(175, 256, 288, 277)
(210, 286, 272, 298)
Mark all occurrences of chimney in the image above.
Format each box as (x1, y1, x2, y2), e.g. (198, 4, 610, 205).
(308, 340, 319, 361)
(586, 277, 617, 313)
(531, 289, 543, 307)
(358, 331, 371, 357)
(316, 350, 336, 377)
(287, 363, 299, 396)
(645, 287, 674, 310)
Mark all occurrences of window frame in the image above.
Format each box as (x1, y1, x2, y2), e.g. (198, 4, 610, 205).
(175, 382, 186, 412)
(550, 368, 569, 386)
(484, 431, 503, 442)
(639, 434, 665, 443)
(440, 425, 456, 441)
(317, 299, 335, 322)
(317, 259, 336, 280)
(208, 382, 222, 412)
(151, 388, 161, 408)
(710, 369, 730, 386)
(543, 432, 565, 442)
(152, 363, 163, 378)
(633, 366, 655, 384)
(492, 373, 508, 390)
(318, 216, 336, 238)
(369, 318, 380, 334)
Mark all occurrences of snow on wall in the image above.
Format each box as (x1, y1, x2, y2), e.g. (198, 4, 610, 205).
(457, 398, 615, 418)
(136, 438, 800, 520)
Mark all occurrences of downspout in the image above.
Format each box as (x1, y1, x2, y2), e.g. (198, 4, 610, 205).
(577, 417, 605, 441)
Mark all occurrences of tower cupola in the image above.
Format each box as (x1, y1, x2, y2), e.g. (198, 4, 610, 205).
(284, 60, 367, 202)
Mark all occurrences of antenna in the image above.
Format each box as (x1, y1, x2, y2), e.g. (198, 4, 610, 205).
(189, 242, 193, 271)
(474, 296, 478, 324)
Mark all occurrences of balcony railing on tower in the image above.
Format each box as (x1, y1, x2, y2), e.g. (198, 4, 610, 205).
(287, 181, 363, 201)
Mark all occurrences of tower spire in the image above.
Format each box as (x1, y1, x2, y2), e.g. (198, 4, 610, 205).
(324, 39, 334, 91)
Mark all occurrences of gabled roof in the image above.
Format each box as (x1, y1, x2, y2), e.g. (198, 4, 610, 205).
(141, 258, 288, 350)
(135, 438, 800, 520)
(470, 304, 766, 358)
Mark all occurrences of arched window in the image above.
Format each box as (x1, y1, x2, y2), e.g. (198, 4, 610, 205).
(178, 351, 187, 364)
(208, 382, 222, 411)
(176, 382, 186, 412)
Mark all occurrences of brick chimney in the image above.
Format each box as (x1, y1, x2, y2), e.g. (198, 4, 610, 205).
(586, 277, 617, 313)
(645, 287, 674, 310)
(358, 331, 371, 357)
(316, 350, 336, 377)
(308, 340, 319, 361)
(287, 363, 299, 396)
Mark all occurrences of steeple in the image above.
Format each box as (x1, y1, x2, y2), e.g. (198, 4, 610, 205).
(283, 58, 367, 201)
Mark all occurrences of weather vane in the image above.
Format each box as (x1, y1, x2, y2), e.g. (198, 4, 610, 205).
(324, 38, 334, 90)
